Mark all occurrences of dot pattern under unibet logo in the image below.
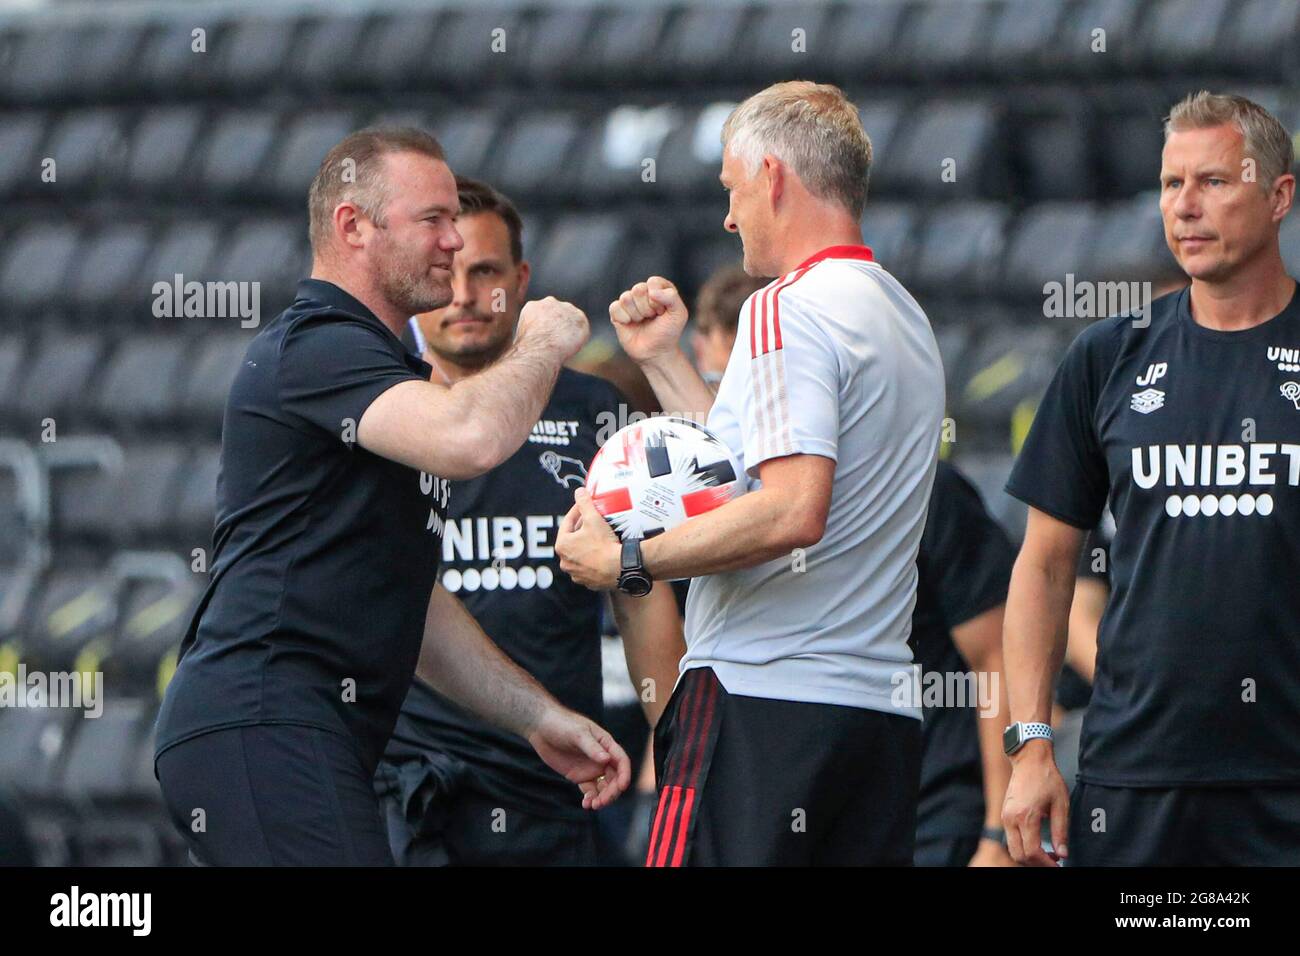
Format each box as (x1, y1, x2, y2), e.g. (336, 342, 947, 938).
(1164, 493, 1274, 518)
(442, 565, 554, 593)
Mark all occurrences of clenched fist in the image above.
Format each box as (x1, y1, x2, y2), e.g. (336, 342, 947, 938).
(609, 276, 689, 367)
(517, 296, 590, 362)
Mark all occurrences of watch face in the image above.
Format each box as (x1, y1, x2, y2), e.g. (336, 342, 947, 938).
(620, 574, 652, 597)
(1002, 724, 1020, 755)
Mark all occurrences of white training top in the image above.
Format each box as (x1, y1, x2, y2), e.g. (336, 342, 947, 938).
(681, 245, 945, 719)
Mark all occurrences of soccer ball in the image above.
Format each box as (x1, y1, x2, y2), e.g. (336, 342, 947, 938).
(585, 416, 746, 548)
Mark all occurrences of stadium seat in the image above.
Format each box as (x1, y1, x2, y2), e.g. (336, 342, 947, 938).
(288, 13, 373, 92)
(270, 110, 357, 201)
(910, 201, 1011, 297)
(70, 224, 154, 308)
(1001, 203, 1102, 299)
(1009, 97, 1097, 201)
(175, 445, 221, 550)
(108, 445, 192, 542)
(0, 335, 26, 420)
(140, 221, 223, 288)
(137, 18, 221, 97)
(860, 200, 919, 283)
(517, 6, 603, 87)
(3, 26, 81, 104)
(436, 108, 506, 181)
(60, 697, 155, 802)
(1097, 108, 1165, 197)
(739, 3, 837, 84)
(111, 578, 199, 695)
(14, 331, 108, 422)
(0, 112, 48, 199)
(69, 21, 148, 102)
(212, 15, 301, 95)
(0, 223, 81, 308)
(197, 109, 283, 199)
(583, 8, 671, 87)
(126, 107, 208, 196)
(1142, 0, 1233, 76)
(48, 458, 123, 546)
(0, 705, 79, 799)
(575, 105, 682, 202)
(1091, 194, 1173, 285)
(655, 102, 736, 196)
(983, 0, 1069, 80)
(821, 0, 909, 81)
(533, 212, 673, 317)
(214, 220, 309, 301)
(895, 0, 994, 81)
(425, 9, 529, 90)
(180, 336, 250, 425)
(651, 6, 753, 86)
(854, 98, 904, 180)
(95, 337, 190, 424)
(953, 324, 1066, 442)
(20, 568, 118, 673)
(488, 111, 584, 200)
(358, 10, 447, 91)
(872, 100, 1006, 199)
(1221, 0, 1300, 78)
(1053, 0, 1146, 78)
(43, 109, 129, 194)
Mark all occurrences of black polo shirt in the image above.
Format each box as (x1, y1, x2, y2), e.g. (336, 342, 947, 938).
(913, 460, 1015, 841)
(383, 365, 626, 820)
(1007, 285, 1300, 786)
(154, 278, 448, 776)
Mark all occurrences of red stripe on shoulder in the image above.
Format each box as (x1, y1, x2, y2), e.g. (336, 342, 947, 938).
(766, 266, 814, 354)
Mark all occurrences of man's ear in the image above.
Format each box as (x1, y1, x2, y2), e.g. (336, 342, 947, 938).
(334, 202, 366, 252)
(515, 259, 532, 299)
(1271, 174, 1295, 222)
(763, 154, 786, 212)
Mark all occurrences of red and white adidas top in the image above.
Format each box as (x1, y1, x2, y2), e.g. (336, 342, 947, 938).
(682, 245, 946, 716)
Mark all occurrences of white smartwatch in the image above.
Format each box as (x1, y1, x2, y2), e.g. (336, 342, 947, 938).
(1003, 721, 1053, 755)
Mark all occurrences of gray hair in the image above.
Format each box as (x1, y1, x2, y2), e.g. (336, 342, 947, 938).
(721, 80, 872, 219)
(1164, 91, 1295, 189)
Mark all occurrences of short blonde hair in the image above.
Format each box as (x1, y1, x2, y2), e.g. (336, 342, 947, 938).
(307, 127, 446, 256)
(722, 80, 872, 218)
(1164, 91, 1295, 189)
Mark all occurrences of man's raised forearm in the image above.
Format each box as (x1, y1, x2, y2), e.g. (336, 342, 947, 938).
(445, 334, 565, 469)
(639, 348, 718, 419)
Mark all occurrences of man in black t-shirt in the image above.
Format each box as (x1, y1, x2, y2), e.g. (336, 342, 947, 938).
(154, 129, 631, 866)
(913, 460, 1016, 867)
(379, 178, 684, 866)
(1002, 93, 1300, 866)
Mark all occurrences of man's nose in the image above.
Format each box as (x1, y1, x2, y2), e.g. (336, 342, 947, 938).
(1172, 183, 1200, 219)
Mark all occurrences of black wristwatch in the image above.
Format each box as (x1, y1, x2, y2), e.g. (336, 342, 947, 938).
(616, 538, 652, 597)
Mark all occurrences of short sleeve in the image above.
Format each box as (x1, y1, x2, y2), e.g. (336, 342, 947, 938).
(920, 462, 1017, 629)
(742, 286, 839, 476)
(1004, 324, 1112, 529)
(279, 313, 424, 444)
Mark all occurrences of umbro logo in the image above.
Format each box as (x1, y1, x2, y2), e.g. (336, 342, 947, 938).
(1130, 388, 1165, 414)
(1268, 346, 1300, 372)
